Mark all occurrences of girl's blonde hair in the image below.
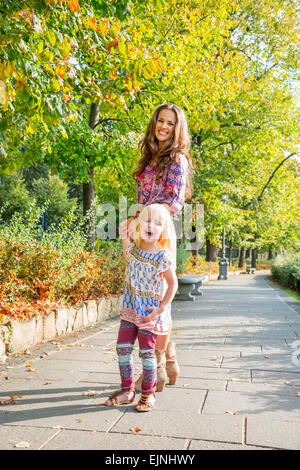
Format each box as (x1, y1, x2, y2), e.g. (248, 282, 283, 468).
(134, 204, 174, 250)
(133, 103, 193, 201)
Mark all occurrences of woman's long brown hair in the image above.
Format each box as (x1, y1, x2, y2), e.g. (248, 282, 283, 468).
(133, 103, 192, 200)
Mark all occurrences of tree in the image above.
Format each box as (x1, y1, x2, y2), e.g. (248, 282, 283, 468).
(1, 0, 299, 256)
(0, 0, 166, 246)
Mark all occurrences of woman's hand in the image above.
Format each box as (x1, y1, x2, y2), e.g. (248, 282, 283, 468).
(119, 218, 137, 240)
(127, 217, 137, 240)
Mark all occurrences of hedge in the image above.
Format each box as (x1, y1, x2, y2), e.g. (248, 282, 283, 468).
(271, 254, 300, 293)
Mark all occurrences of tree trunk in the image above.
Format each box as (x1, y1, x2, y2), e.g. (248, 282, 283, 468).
(228, 240, 232, 266)
(83, 101, 100, 251)
(268, 248, 274, 260)
(238, 247, 245, 268)
(251, 248, 257, 269)
(83, 163, 96, 251)
(206, 238, 217, 262)
(245, 248, 250, 258)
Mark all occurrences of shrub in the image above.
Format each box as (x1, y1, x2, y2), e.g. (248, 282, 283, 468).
(0, 206, 126, 321)
(0, 173, 34, 222)
(271, 254, 300, 293)
(184, 255, 220, 275)
(176, 242, 191, 274)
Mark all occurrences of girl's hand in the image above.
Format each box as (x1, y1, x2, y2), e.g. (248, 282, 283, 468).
(143, 306, 163, 323)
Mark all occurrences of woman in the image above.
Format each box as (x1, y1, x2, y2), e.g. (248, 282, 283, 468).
(121, 103, 192, 391)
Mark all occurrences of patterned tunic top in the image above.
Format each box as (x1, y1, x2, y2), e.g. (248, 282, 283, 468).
(121, 243, 173, 335)
(137, 154, 189, 215)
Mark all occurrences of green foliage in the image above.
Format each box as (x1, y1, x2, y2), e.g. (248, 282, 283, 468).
(0, 170, 81, 228)
(0, 173, 35, 221)
(0, 206, 126, 320)
(176, 242, 191, 274)
(271, 254, 300, 293)
(31, 174, 78, 228)
(0, 0, 299, 260)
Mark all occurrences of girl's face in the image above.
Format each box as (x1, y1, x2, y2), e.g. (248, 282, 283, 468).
(140, 213, 164, 244)
(155, 109, 176, 146)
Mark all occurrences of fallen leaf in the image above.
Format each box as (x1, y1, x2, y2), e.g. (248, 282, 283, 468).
(14, 441, 30, 448)
(26, 368, 36, 372)
(264, 356, 270, 359)
(284, 381, 291, 385)
(173, 331, 179, 335)
(225, 410, 237, 415)
(82, 390, 96, 396)
(129, 427, 142, 433)
(1, 395, 23, 405)
(44, 381, 52, 385)
(76, 418, 83, 423)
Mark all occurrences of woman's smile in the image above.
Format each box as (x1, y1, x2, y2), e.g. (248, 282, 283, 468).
(155, 109, 176, 145)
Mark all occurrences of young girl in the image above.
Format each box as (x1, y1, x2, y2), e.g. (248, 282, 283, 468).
(105, 204, 178, 412)
(120, 103, 191, 390)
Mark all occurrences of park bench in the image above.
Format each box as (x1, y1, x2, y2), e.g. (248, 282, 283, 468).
(246, 265, 256, 274)
(174, 275, 205, 301)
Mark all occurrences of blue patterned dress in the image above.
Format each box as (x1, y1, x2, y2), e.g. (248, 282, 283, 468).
(121, 243, 173, 335)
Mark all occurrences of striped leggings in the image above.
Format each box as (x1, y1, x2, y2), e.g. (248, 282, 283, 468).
(116, 319, 157, 394)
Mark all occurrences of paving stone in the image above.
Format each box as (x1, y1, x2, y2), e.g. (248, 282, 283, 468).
(189, 440, 268, 450)
(43, 429, 187, 450)
(251, 369, 300, 385)
(246, 416, 300, 450)
(110, 409, 243, 444)
(202, 389, 300, 422)
(0, 424, 58, 450)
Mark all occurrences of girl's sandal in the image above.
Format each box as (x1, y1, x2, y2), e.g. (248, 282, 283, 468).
(136, 392, 156, 412)
(105, 389, 136, 406)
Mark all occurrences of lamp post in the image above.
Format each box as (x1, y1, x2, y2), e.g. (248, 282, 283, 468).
(218, 194, 228, 280)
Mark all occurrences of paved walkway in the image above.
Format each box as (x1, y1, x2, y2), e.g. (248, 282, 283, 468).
(1, 272, 300, 450)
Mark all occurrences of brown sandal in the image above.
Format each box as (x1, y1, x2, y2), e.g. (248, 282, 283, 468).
(136, 392, 156, 412)
(105, 389, 136, 406)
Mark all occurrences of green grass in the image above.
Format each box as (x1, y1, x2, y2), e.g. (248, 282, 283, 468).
(283, 288, 300, 302)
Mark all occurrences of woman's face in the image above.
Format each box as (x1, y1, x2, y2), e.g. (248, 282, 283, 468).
(155, 109, 176, 146)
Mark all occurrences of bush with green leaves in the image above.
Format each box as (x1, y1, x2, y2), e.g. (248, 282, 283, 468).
(0, 205, 125, 320)
(271, 254, 300, 293)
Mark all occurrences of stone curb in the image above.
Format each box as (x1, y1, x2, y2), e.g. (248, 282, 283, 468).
(0, 295, 123, 356)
